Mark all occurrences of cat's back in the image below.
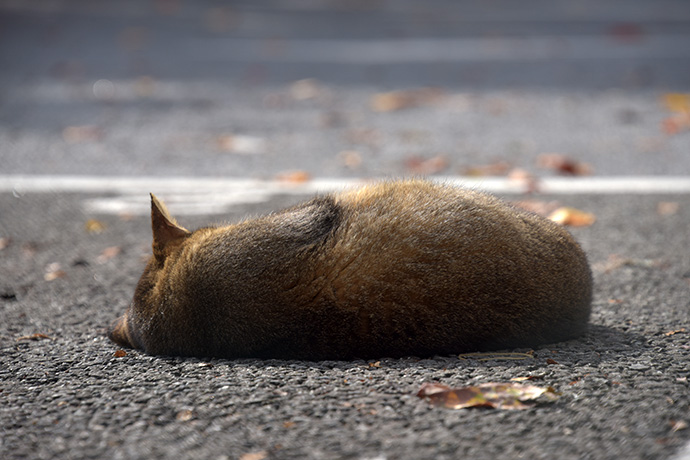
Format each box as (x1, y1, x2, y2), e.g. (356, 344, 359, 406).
(280, 180, 592, 358)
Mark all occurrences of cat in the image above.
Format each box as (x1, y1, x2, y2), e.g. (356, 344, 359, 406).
(109, 179, 592, 360)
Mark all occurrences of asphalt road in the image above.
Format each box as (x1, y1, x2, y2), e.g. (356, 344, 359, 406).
(1, 191, 689, 460)
(1, 1, 690, 459)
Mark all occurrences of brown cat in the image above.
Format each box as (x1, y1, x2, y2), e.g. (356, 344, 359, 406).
(109, 180, 592, 360)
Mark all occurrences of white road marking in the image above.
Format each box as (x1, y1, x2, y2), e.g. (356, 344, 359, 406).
(2, 175, 689, 215)
(672, 441, 690, 460)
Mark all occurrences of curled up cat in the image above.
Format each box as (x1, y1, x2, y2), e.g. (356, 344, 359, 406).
(109, 179, 592, 360)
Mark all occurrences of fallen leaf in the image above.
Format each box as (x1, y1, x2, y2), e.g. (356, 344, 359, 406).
(113, 349, 127, 358)
(44, 262, 66, 281)
(16, 333, 53, 341)
(664, 328, 686, 336)
(662, 112, 690, 135)
(662, 93, 690, 113)
(0, 237, 10, 250)
(593, 254, 664, 273)
(510, 375, 545, 383)
(607, 23, 645, 43)
(275, 170, 311, 183)
(239, 451, 268, 460)
(97, 246, 122, 264)
(417, 382, 558, 410)
(657, 201, 679, 216)
(338, 150, 363, 169)
(368, 361, 381, 368)
(370, 88, 442, 112)
(404, 155, 448, 175)
(85, 219, 107, 234)
(461, 161, 511, 177)
(22, 242, 38, 258)
(216, 135, 266, 155)
(289, 78, 322, 100)
(282, 421, 296, 429)
(546, 358, 559, 365)
(63, 125, 103, 144)
(537, 153, 593, 176)
(670, 420, 688, 432)
(548, 207, 596, 227)
(175, 409, 194, 421)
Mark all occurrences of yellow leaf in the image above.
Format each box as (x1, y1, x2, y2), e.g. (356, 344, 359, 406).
(548, 207, 596, 227)
(662, 93, 690, 113)
(85, 219, 107, 234)
(240, 451, 268, 460)
(417, 382, 558, 410)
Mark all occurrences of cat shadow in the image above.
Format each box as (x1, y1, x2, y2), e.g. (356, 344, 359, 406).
(161, 324, 643, 371)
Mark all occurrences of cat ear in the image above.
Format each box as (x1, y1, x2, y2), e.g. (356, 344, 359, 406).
(150, 193, 190, 261)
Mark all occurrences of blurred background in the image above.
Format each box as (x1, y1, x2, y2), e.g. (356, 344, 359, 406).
(1, 0, 689, 180)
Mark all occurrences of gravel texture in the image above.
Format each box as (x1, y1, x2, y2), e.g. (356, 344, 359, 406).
(1, 191, 688, 460)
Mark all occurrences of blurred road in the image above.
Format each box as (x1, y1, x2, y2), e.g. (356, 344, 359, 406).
(1, 1, 690, 460)
(1, 0, 690, 178)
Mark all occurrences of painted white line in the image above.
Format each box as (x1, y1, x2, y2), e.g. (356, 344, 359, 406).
(2, 175, 689, 215)
(3, 175, 690, 194)
(185, 35, 690, 63)
(671, 441, 690, 460)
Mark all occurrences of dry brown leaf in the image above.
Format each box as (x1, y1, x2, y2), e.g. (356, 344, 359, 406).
(510, 375, 544, 382)
(371, 88, 442, 112)
(417, 382, 558, 410)
(282, 420, 296, 429)
(0, 237, 10, 250)
(608, 23, 645, 43)
(670, 420, 689, 432)
(16, 333, 53, 342)
(338, 150, 363, 170)
(239, 451, 268, 460)
(546, 358, 559, 365)
(63, 125, 103, 144)
(548, 207, 596, 227)
(289, 78, 322, 100)
(404, 155, 448, 175)
(462, 161, 511, 177)
(537, 153, 593, 176)
(662, 112, 690, 135)
(657, 201, 680, 216)
(275, 170, 311, 183)
(175, 409, 194, 421)
(216, 135, 266, 155)
(97, 246, 122, 264)
(85, 219, 107, 234)
(664, 328, 686, 336)
(593, 254, 664, 273)
(44, 262, 66, 281)
(368, 361, 381, 368)
(113, 349, 127, 358)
